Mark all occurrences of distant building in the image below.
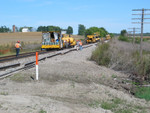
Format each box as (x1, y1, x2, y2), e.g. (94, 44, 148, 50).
(61, 30, 67, 34)
(22, 28, 30, 32)
(12, 25, 15, 33)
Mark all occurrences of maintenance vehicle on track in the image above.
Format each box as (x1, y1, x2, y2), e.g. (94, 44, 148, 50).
(41, 31, 76, 50)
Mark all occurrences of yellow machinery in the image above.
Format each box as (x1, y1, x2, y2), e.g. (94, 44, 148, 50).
(41, 32, 76, 50)
(94, 33, 100, 42)
(86, 33, 100, 43)
(86, 35, 96, 43)
(41, 31, 63, 50)
(106, 34, 111, 40)
(62, 34, 76, 47)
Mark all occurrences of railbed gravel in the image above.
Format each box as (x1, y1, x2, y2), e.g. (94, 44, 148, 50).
(0, 43, 149, 113)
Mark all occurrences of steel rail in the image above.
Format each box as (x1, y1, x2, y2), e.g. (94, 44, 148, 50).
(0, 63, 20, 71)
(0, 43, 96, 79)
(0, 50, 51, 63)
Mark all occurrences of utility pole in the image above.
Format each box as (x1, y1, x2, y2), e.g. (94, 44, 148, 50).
(132, 8, 150, 58)
(128, 28, 140, 44)
(127, 31, 132, 38)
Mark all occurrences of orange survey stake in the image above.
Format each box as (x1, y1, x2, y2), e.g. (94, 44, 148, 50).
(36, 52, 38, 65)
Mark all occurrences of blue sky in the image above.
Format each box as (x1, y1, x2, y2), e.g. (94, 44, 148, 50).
(0, 0, 150, 34)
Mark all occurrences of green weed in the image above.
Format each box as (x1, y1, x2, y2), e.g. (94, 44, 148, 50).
(118, 36, 129, 42)
(0, 104, 2, 108)
(111, 98, 124, 105)
(0, 92, 8, 95)
(135, 87, 150, 101)
(39, 109, 47, 113)
(115, 109, 133, 113)
(101, 98, 124, 110)
(101, 101, 117, 110)
(88, 100, 101, 108)
(89, 97, 146, 113)
(111, 74, 117, 78)
(71, 81, 75, 88)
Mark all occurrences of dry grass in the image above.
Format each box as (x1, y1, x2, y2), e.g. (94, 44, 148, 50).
(0, 32, 85, 46)
(109, 39, 138, 71)
(92, 38, 150, 81)
(132, 36, 150, 39)
(0, 32, 42, 45)
(142, 36, 150, 39)
(72, 35, 85, 40)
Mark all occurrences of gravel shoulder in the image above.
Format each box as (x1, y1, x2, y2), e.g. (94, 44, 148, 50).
(0, 44, 149, 113)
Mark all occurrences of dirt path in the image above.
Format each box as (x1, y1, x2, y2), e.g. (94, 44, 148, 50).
(0, 44, 149, 113)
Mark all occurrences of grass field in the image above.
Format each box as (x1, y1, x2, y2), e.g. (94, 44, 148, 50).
(0, 32, 85, 56)
(0, 32, 42, 45)
(0, 32, 85, 45)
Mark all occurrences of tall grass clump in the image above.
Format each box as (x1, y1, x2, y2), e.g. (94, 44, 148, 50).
(135, 54, 150, 79)
(0, 44, 15, 56)
(118, 36, 129, 42)
(91, 39, 150, 81)
(91, 43, 110, 66)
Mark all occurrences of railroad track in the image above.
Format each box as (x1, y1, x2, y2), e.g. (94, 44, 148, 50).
(0, 50, 50, 63)
(0, 42, 92, 63)
(0, 44, 94, 79)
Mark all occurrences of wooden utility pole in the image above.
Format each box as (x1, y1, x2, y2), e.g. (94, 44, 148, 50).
(127, 31, 132, 38)
(132, 8, 150, 58)
(128, 28, 140, 44)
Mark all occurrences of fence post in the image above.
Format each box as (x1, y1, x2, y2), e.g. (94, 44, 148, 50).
(36, 52, 39, 80)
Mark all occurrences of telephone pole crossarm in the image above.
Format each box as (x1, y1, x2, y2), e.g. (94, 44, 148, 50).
(132, 8, 150, 58)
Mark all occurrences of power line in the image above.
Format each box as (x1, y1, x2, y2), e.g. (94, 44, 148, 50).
(132, 22, 150, 24)
(132, 8, 150, 58)
(132, 14, 150, 15)
(132, 18, 150, 20)
(132, 9, 150, 11)
(128, 28, 140, 44)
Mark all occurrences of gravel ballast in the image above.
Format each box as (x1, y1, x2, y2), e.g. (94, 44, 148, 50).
(0, 44, 149, 113)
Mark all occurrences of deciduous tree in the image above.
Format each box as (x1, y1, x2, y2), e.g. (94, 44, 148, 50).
(66, 26, 73, 34)
(78, 24, 86, 35)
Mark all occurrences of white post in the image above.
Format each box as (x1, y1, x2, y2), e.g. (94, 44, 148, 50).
(36, 52, 39, 80)
(36, 65, 38, 80)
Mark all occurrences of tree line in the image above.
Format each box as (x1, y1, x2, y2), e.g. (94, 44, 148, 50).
(0, 24, 113, 37)
(0, 26, 11, 32)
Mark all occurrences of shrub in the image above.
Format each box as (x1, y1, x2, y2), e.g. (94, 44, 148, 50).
(91, 39, 150, 81)
(91, 43, 110, 66)
(132, 51, 150, 79)
(118, 36, 129, 42)
(135, 38, 141, 44)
